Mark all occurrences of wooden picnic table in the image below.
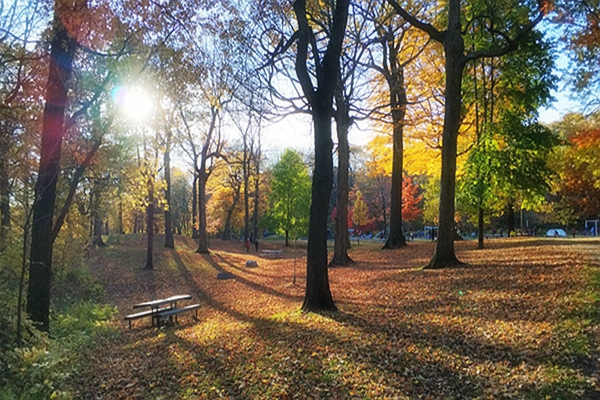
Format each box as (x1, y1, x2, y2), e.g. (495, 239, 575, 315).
(125, 294, 200, 329)
(132, 294, 192, 311)
(261, 249, 283, 258)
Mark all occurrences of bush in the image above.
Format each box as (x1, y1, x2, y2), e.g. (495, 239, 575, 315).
(0, 302, 117, 399)
(0, 232, 116, 399)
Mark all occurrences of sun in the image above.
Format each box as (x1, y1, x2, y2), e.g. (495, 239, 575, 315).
(112, 85, 153, 122)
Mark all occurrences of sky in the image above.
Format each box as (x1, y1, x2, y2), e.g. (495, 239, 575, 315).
(261, 86, 584, 161)
(539, 90, 584, 124)
(261, 114, 376, 163)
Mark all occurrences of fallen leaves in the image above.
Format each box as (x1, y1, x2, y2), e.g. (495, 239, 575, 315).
(71, 235, 600, 399)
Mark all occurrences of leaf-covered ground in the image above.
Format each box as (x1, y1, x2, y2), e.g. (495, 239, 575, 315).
(73, 235, 600, 399)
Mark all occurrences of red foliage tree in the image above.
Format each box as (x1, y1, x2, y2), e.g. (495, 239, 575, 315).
(402, 175, 423, 222)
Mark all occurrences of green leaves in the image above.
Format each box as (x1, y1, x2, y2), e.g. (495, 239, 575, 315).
(264, 149, 311, 241)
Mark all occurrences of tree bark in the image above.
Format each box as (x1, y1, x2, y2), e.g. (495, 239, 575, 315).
(0, 171, 9, 232)
(382, 115, 407, 249)
(0, 121, 12, 237)
(252, 144, 261, 243)
(382, 35, 408, 250)
(91, 214, 105, 246)
(330, 102, 353, 266)
(27, 4, 77, 331)
(191, 171, 199, 238)
(196, 170, 209, 253)
(425, 1, 465, 269)
(164, 137, 174, 249)
(477, 205, 485, 249)
(472, 56, 485, 251)
(302, 107, 337, 311)
(507, 199, 515, 236)
(243, 136, 250, 242)
(144, 173, 154, 269)
(293, 0, 349, 311)
(91, 188, 105, 247)
(196, 106, 219, 254)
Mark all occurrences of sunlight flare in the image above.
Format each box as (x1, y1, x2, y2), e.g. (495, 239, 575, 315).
(112, 85, 153, 122)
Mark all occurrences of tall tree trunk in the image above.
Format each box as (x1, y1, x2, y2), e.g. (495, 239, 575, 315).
(164, 138, 174, 249)
(92, 212, 105, 246)
(196, 171, 209, 253)
(91, 188, 105, 247)
(330, 103, 353, 266)
(507, 199, 515, 236)
(0, 124, 11, 237)
(473, 56, 485, 251)
(144, 173, 154, 269)
(477, 205, 484, 249)
(0, 172, 9, 233)
(191, 171, 199, 239)
(376, 176, 388, 237)
(425, 4, 465, 269)
(27, 4, 77, 332)
(90, 182, 105, 246)
(383, 46, 407, 250)
(382, 111, 407, 249)
(294, 0, 349, 312)
(252, 146, 261, 243)
(196, 106, 218, 253)
(118, 196, 123, 234)
(243, 138, 250, 242)
(303, 108, 337, 311)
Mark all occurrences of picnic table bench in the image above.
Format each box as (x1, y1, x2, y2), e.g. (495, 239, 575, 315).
(261, 249, 283, 258)
(124, 294, 201, 329)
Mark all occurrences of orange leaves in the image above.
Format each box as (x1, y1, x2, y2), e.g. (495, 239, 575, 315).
(402, 175, 423, 222)
(570, 128, 600, 150)
(74, 235, 599, 398)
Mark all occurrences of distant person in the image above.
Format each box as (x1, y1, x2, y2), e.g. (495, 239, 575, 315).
(245, 237, 250, 253)
(254, 238, 259, 253)
(572, 228, 576, 238)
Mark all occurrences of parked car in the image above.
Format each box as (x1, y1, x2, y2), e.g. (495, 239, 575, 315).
(546, 228, 567, 237)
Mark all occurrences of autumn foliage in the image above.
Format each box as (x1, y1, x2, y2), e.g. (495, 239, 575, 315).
(63, 234, 600, 398)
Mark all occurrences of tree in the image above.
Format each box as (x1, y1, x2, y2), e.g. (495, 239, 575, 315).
(0, 0, 46, 239)
(553, 124, 600, 222)
(459, 29, 555, 247)
(352, 190, 368, 245)
(493, 116, 560, 235)
(26, 0, 80, 331)
(170, 169, 192, 235)
(329, 1, 374, 267)
(387, 0, 548, 268)
(164, 128, 174, 249)
(265, 149, 311, 246)
(293, 0, 350, 311)
(402, 175, 423, 223)
(561, 0, 600, 112)
(206, 157, 243, 240)
(362, 2, 429, 250)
